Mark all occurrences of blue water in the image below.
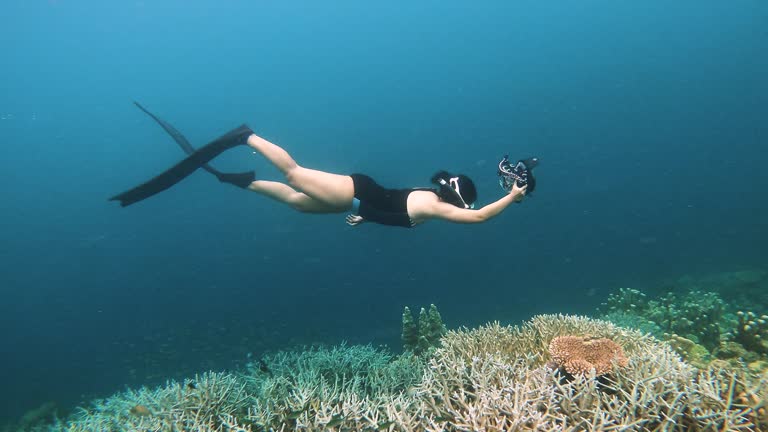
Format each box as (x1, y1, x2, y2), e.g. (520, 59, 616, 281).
(1, 0, 766, 422)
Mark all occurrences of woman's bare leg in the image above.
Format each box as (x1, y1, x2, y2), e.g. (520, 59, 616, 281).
(247, 134, 354, 209)
(247, 180, 343, 213)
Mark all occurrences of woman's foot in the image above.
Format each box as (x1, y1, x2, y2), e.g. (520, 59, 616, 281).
(225, 124, 254, 145)
(246, 133, 261, 149)
(217, 171, 256, 188)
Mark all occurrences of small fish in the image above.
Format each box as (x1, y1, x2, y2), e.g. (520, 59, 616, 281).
(285, 400, 310, 420)
(187, 382, 197, 390)
(286, 410, 304, 420)
(258, 358, 271, 375)
(377, 420, 395, 430)
(326, 414, 344, 428)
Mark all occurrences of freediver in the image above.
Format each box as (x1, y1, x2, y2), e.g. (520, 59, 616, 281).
(111, 108, 536, 228)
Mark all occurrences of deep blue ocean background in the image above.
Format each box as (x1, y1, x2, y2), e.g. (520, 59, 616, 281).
(1, 0, 766, 423)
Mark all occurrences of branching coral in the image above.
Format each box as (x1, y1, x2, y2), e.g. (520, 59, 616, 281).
(646, 290, 724, 350)
(241, 344, 426, 431)
(416, 314, 763, 431)
(732, 311, 768, 354)
(599, 287, 725, 351)
(597, 288, 662, 339)
(49, 371, 249, 432)
(401, 304, 446, 355)
(600, 310, 662, 337)
(401, 306, 418, 351)
(597, 272, 768, 361)
(598, 287, 648, 314)
(40, 314, 768, 432)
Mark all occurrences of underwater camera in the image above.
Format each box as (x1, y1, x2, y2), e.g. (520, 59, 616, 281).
(498, 155, 539, 194)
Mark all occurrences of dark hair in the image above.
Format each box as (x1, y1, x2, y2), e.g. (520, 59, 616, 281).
(455, 174, 477, 205)
(431, 171, 477, 208)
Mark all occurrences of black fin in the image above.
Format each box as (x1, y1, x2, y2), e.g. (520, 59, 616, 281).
(134, 101, 196, 155)
(133, 101, 256, 182)
(216, 171, 256, 189)
(110, 125, 253, 206)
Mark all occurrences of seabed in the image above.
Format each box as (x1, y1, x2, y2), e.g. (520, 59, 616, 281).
(7, 269, 768, 432)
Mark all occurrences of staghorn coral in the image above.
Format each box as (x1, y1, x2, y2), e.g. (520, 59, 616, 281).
(414, 314, 764, 431)
(401, 304, 446, 355)
(36, 314, 768, 432)
(46, 371, 249, 432)
(598, 287, 726, 351)
(241, 344, 426, 431)
(600, 310, 662, 337)
(548, 335, 628, 376)
(647, 290, 725, 350)
(401, 306, 418, 351)
(597, 287, 727, 351)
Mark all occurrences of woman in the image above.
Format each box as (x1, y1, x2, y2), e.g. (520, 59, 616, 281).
(110, 123, 527, 227)
(244, 133, 527, 228)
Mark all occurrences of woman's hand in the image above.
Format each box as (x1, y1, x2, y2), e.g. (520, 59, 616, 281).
(511, 183, 527, 202)
(346, 214, 365, 226)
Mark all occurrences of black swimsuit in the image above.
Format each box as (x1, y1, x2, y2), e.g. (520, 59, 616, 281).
(349, 174, 434, 228)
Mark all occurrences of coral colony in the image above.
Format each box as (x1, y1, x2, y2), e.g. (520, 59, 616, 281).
(7, 270, 768, 431)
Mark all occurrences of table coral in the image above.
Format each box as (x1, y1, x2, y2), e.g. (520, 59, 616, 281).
(548, 335, 629, 377)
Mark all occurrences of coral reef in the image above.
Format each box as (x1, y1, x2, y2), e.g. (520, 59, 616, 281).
(2, 402, 58, 432)
(597, 278, 768, 371)
(45, 371, 249, 432)
(731, 311, 768, 355)
(33, 314, 768, 431)
(242, 344, 425, 431)
(682, 269, 767, 288)
(400, 306, 418, 351)
(712, 311, 768, 366)
(666, 334, 711, 369)
(598, 287, 727, 352)
(401, 304, 446, 355)
(600, 310, 662, 336)
(598, 287, 648, 315)
(647, 290, 724, 350)
(420, 314, 764, 431)
(677, 269, 768, 308)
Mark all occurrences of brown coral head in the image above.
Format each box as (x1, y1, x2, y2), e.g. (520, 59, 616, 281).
(129, 404, 152, 417)
(548, 335, 628, 376)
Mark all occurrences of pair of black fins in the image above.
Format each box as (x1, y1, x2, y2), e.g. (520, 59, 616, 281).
(109, 102, 255, 207)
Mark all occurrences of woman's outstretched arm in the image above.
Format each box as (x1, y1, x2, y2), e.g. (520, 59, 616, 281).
(421, 183, 527, 224)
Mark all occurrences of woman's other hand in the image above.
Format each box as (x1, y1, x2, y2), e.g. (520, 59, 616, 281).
(346, 214, 365, 226)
